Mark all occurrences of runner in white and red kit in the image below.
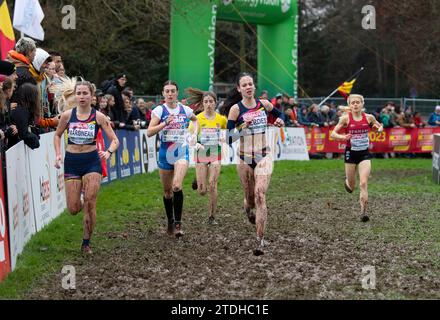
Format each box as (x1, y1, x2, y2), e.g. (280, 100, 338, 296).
(331, 94, 383, 222)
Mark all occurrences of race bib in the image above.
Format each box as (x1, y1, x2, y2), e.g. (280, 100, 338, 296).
(350, 133, 369, 151)
(200, 128, 220, 146)
(244, 110, 267, 134)
(68, 122, 96, 145)
(163, 129, 187, 143)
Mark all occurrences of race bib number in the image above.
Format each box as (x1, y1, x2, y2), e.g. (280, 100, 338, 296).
(200, 128, 220, 146)
(350, 133, 369, 151)
(245, 110, 267, 134)
(69, 122, 96, 145)
(163, 129, 187, 143)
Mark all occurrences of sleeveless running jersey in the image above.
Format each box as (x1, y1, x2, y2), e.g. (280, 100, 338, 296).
(67, 108, 99, 146)
(236, 99, 268, 135)
(158, 103, 191, 149)
(347, 112, 370, 151)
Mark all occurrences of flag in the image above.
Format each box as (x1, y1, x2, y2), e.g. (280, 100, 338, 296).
(13, 0, 45, 41)
(0, 0, 15, 60)
(337, 79, 356, 99)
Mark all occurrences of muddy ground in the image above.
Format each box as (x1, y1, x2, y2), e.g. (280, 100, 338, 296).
(26, 168, 440, 300)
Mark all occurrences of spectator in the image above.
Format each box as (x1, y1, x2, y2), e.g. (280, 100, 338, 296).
(259, 90, 268, 100)
(413, 111, 426, 128)
(48, 50, 63, 70)
(320, 105, 331, 127)
(120, 95, 140, 130)
(7, 37, 37, 101)
(0, 60, 17, 82)
(8, 83, 40, 150)
(55, 62, 67, 81)
(298, 105, 312, 126)
(268, 93, 283, 125)
(428, 106, 440, 127)
(107, 74, 127, 123)
(136, 98, 151, 127)
(284, 108, 299, 127)
(397, 107, 416, 128)
(0, 78, 15, 145)
(380, 105, 392, 128)
(98, 95, 110, 118)
(306, 104, 323, 127)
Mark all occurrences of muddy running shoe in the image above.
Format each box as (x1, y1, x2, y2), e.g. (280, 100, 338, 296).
(344, 179, 353, 194)
(191, 178, 198, 190)
(360, 213, 370, 223)
(253, 237, 266, 256)
(208, 216, 218, 225)
(81, 244, 93, 255)
(174, 222, 184, 238)
(244, 207, 256, 225)
(167, 220, 175, 236)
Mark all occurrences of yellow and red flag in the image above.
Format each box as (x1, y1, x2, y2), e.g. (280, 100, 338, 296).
(337, 79, 357, 98)
(0, 0, 15, 60)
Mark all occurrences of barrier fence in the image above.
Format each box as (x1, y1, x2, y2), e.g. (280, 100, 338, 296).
(305, 126, 440, 154)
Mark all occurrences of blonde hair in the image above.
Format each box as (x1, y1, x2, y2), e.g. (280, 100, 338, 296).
(54, 77, 78, 113)
(347, 94, 365, 105)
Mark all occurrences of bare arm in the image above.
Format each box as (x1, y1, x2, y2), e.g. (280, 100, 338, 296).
(366, 114, 384, 132)
(97, 111, 120, 160)
(330, 115, 350, 141)
(261, 99, 285, 127)
(147, 115, 169, 137)
(54, 111, 71, 168)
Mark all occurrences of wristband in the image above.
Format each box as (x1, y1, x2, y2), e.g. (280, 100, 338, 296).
(107, 149, 113, 154)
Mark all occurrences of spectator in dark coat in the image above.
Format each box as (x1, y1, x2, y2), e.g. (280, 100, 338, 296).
(8, 83, 40, 150)
(106, 74, 127, 123)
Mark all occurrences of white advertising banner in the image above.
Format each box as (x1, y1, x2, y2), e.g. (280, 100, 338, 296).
(276, 127, 310, 161)
(28, 132, 66, 231)
(6, 142, 37, 271)
(139, 130, 158, 174)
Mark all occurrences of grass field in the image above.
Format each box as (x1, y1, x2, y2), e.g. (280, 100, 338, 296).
(0, 158, 439, 300)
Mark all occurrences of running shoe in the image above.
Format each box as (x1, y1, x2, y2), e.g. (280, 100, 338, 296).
(360, 213, 370, 222)
(174, 222, 184, 238)
(81, 244, 93, 255)
(191, 178, 198, 190)
(253, 237, 266, 256)
(208, 216, 218, 225)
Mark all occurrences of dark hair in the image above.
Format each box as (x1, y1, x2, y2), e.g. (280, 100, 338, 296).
(185, 87, 217, 105)
(16, 83, 40, 118)
(163, 80, 178, 91)
(48, 50, 61, 57)
(0, 79, 14, 111)
(75, 80, 96, 96)
(220, 72, 254, 116)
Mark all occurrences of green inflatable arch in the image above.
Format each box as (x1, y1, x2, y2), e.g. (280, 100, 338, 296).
(169, 0, 298, 98)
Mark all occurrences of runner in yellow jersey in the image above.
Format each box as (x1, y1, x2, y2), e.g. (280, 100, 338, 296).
(187, 88, 227, 225)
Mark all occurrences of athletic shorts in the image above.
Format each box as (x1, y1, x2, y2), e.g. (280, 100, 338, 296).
(158, 145, 189, 170)
(64, 150, 102, 180)
(195, 145, 221, 164)
(344, 148, 372, 165)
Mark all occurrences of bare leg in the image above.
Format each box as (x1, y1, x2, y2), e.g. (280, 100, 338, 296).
(358, 160, 372, 221)
(237, 159, 256, 224)
(345, 163, 357, 192)
(65, 179, 82, 215)
(208, 163, 221, 220)
(195, 163, 208, 196)
(82, 173, 102, 241)
(254, 155, 273, 241)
